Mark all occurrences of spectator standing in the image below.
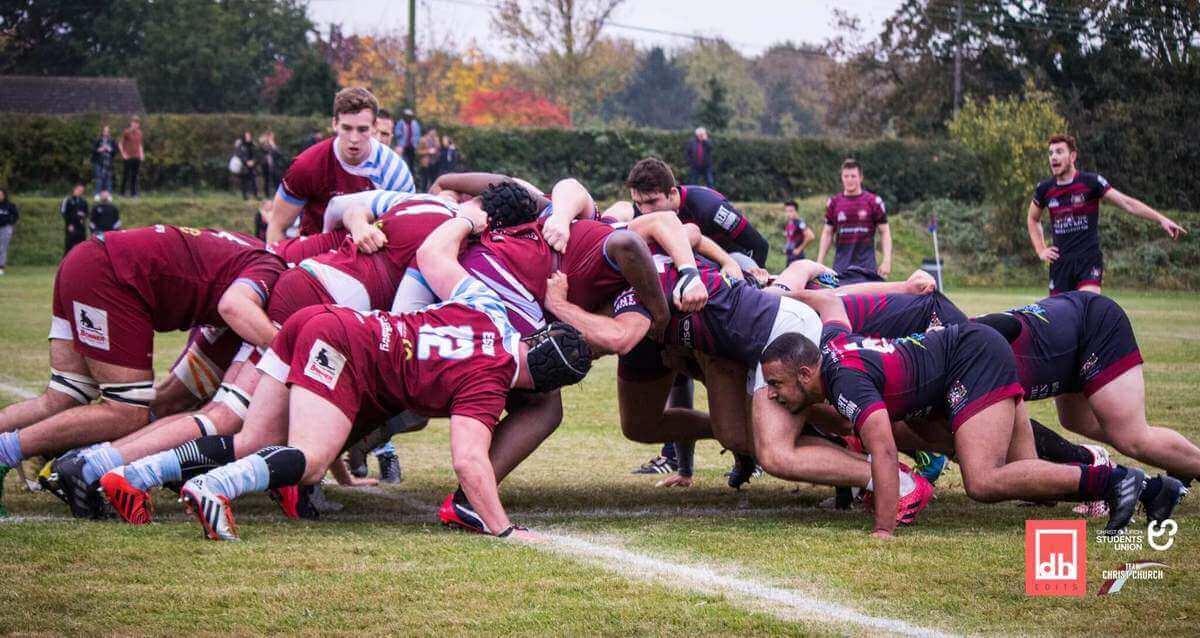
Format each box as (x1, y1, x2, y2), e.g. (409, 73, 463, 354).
(235, 132, 259, 200)
(60, 183, 89, 255)
(119, 116, 144, 197)
(417, 127, 440, 191)
(91, 125, 116, 197)
(258, 131, 282, 196)
(394, 108, 421, 175)
(90, 190, 120, 239)
(685, 127, 714, 188)
(254, 198, 272, 241)
(437, 134, 461, 175)
(304, 129, 325, 149)
(375, 109, 394, 147)
(817, 159, 892, 278)
(0, 189, 18, 274)
(782, 200, 814, 263)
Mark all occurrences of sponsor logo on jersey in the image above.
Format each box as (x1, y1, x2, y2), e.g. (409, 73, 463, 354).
(947, 380, 968, 411)
(482, 331, 496, 356)
(1048, 198, 1061, 208)
(1071, 193, 1086, 205)
(837, 211, 847, 223)
(836, 394, 860, 422)
(73, 302, 110, 351)
(377, 315, 393, 352)
(613, 291, 638, 312)
(857, 209, 868, 220)
(1081, 353, 1100, 379)
(713, 205, 739, 231)
(303, 340, 346, 390)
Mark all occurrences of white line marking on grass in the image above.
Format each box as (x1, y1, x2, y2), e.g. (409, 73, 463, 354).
(0, 378, 36, 400)
(349, 486, 955, 637)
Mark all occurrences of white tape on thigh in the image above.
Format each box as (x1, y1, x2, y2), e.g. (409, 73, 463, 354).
(48, 316, 74, 341)
(48, 368, 100, 404)
(213, 383, 252, 419)
(193, 414, 218, 437)
(99, 381, 155, 408)
(171, 347, 223, 400)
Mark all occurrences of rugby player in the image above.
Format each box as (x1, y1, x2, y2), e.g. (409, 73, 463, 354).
(816, 159, 892, 278)
(266, 88, 414, 244)
(175, 205, 593, 541)
(1027, 134, 1185, 295)
(975, 291, 1196, 518)
(759, 290, 1150, 537)
(0, 226, 285, 517)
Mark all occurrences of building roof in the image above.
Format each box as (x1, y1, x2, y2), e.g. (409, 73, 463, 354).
(0, 76, 144, 114)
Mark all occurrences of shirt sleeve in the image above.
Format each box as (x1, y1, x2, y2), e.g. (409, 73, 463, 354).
(1091, 173, 1112, 199)
(827, 369, 887, 434)
(824, 197, 837, 226)
(371, 143, 415, 194)
(1031, 181, 1049, 208)
(873, 195, 888, 224)
(612, 287, 651, 320)
(278, 156, 315, 206)
(697, 191, 750, 239)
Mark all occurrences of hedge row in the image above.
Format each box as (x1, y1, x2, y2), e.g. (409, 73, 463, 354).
(0, 113, 982, 205)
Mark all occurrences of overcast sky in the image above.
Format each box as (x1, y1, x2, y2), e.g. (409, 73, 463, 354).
(305, 0, 903, 58)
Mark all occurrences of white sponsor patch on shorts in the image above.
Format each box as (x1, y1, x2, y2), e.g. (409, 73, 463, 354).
(303, 339, 347, 390)
(73, 302, 109, 351)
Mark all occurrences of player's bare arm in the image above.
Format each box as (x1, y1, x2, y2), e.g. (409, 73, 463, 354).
(786, 288, 849, 326)
(216, 283, 277, 348)
(816, 224, 834, 265)
(1026, 200, 1058, 262)
(542, 178, 596, 252)
(626, 212, 707, 312)
(799, 225, 815, 253)
(877, 223, 893, 278)
(342, 205, 387, 254)
(603, 231, 671, 340)
(544, 273, 651, 354)
(695, 232, 743, 281)
(860, 409, 900, 537)
(1103, 188, 1187, 239)
(266, 192, 303, 245)
(415, 212, 488, 299)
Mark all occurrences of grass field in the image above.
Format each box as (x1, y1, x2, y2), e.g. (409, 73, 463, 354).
(2, 266, 1198, 636)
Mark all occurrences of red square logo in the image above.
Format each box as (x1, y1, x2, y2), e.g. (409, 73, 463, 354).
(1025, 520, 1087, 596)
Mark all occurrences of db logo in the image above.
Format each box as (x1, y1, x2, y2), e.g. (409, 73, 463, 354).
(1148, 519, 1178, 551)
(1026, 520, 1087, 596)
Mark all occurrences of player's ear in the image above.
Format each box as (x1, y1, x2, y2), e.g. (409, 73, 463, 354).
(330, 115, 338, 131)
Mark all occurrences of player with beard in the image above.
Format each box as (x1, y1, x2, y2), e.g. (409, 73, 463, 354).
(0, 226, 284, 518)
(973, 291, 1195, 521)
(1027, 134, 1184, 295)
(759, 289, 1151, 537)
(175, 204, 593, 541)
(265, 88, 413, 244)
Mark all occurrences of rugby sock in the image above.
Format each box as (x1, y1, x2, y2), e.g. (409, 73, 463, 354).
(453, 486, 469, 506)
(865, 468, 917, 495)
(675, 441, 696, 478)
(1077, 464, 1119, 501)
(204, 455, 269, 501)
(177, 435, 237, 482)
(1139, 476, 1164, 507)
(1030, 419, 1094, 465)
(257, 446, 306, 489)
(80, 443, 123, 485)
(1168, 472, 1193, 488)
(125, 449, 180, 492)
(660, 442, 677, 464)
(0, 431, 23, 467)
(372, 440, 397, 457)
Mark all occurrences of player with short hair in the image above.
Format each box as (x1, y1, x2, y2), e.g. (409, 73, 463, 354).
(759, 290, 1150, 538)
(0, 226, 285, 517)
(816, 159, 892, 278)
(266, 87, 414, 244)
(783, 200, 814, 264)
(1027, 134, 1185, 295)
(176, 206, 593, 541)
(974, 291, 1196, 516)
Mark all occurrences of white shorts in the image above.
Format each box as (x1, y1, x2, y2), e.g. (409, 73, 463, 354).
(751, 296, 821, 392)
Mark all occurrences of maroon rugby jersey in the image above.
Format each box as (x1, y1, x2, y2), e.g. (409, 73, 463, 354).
(103, 225, 285, 331)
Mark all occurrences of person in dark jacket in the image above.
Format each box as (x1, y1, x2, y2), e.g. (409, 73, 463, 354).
(61, 184, 89, 255)
(0, 188, 19, 274)
(91, 126, 116, 197)
(437, 134, 461, 176)
(235, 132, 259, 200)
(258, 131, 283, 196)
(90, 190, 120, 239)
(685, 127, 714, 188)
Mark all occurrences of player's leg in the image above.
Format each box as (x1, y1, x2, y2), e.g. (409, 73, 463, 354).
(751, 390, 871, 487)
(1089, 366, 1200, 479)
(0, 338, 95, 434)
(618, 372, 713, 444)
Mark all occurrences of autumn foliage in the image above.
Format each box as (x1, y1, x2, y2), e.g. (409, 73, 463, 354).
(459, 88, 571, 128)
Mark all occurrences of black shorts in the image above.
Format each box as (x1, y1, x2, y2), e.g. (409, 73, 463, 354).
(1078, 293, 1142, 396)
(946, 323, 1025, 432)
(1049, 252, 1103, 294)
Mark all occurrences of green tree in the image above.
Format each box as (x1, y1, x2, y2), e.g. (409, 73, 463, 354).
(694, 76, 733, 132)
(678, 39, 764, 133)
(608, 47, 695, 129)
(948, 81, 1068, 254)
